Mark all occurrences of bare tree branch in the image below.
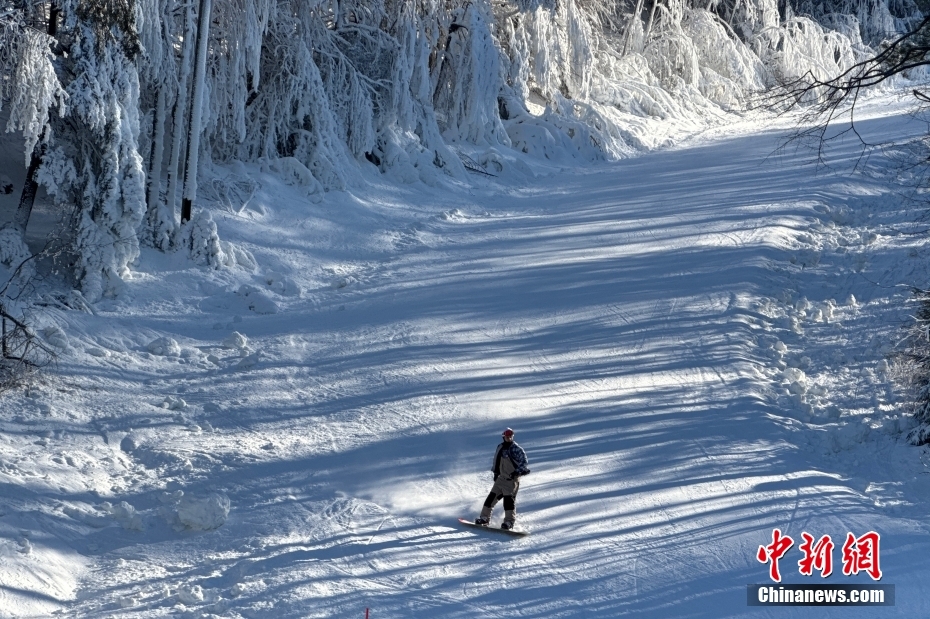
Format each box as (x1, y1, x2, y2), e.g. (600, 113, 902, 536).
(770, 16, 930, 116)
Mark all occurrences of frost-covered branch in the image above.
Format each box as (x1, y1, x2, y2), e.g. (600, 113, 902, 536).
(772, 15, 930, 114)
(1, 0, 922, 304)
(0, 7, 66, 163)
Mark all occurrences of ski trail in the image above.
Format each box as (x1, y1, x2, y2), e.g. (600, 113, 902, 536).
(3, 100, 930, 617)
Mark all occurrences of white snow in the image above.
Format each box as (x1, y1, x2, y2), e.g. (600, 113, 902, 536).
(174, 492, 230, 531)
(2, 91, 930, 617)
(221, 331, 248, 350)
(146, 337, 181, 357)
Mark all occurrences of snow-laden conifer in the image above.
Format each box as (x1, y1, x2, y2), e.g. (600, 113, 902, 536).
(35, 0, 147, 301)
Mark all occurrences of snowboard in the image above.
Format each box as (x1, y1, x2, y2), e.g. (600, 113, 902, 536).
(458, 518, 529, 536)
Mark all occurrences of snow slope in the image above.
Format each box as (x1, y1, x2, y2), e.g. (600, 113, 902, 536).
(3, 93, 930, 617)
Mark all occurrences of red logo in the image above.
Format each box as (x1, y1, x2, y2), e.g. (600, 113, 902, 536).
(757, 528, 794, 583)
(841, 531, 882, 581)
(798, 533, 834, 578)
(759, 530, 882, 581)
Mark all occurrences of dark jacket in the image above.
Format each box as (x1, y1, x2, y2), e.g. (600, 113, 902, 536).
(492, 441, 529, 479)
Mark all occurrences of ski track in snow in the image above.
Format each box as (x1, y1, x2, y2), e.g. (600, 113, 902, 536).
(4, 97, 930, 617)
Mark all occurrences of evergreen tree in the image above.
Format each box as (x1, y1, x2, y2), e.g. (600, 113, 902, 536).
(35, 0, 146, 301)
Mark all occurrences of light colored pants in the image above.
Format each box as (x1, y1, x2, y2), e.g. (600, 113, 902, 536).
(480, 477, 520, 524)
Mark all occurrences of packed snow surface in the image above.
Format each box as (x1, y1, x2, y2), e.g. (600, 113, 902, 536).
(3, 94, 930, 617)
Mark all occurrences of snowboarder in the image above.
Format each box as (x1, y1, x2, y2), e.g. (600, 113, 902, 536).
(475, 428, 530, 530)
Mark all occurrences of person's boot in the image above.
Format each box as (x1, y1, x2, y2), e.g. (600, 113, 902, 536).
(474, 517, 489, 526)
(476, 505, 493, 526)
(502, 510, 516, 529)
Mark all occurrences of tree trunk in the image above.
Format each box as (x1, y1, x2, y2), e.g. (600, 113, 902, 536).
(146, 85, 168, 214)
(47, 3, 59, 36)
(166, 0, 195, 224)
(13, 147, 42, 235)
(181, 0, 212, 224)
(644, 0, 660, 43)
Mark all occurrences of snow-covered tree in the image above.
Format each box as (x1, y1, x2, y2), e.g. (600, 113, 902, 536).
(136, 0, 180, 250)
(35, 0, 147, 301)
(1, 0, 922, 303)
(0, 3, 65, 238)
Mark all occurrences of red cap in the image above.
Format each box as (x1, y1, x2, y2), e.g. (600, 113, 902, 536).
(502, 428, 514, 439)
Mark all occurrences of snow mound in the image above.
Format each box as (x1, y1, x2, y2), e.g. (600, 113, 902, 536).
(85, 346, 109, 358)
(234, 351, 263, 371)
(222, 331, 248, 350)
(176, 584, 204, 604)
(237, 285, 278, 314)
(263, 271, 300, 297)
(505, 119, 559, 160)
(147, 337, 181, 357)
(161, 396, 187, 411)
(829, 421, 873, 453)
(266, 157, 325, 202)
(61, 504, 110, 528)
(102, 501, 143, 531)
(42, 326, 71, 351)
(176, 493, 230, 531)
